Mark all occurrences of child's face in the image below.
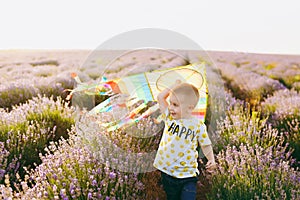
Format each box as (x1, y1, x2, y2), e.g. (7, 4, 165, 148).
(169, 93, 193, 119)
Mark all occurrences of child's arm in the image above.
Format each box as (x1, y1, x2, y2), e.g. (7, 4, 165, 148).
(157, 87, 171, 112)
(201, 144, 216, 173)
(157, 80, 181, 112)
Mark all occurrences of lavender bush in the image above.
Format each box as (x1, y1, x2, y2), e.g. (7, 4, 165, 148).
(262, 89, 300, 164)
(1, 130, 146, 200)
(269, 68, 300, 89)
(76, 102, 164, 174)
(218, 64, 285, 106)
(205, 86, 241, 142)
(0, 80, 38, 110)
(0, 96, 74, 186)
(292, 81, 300, 91)
(37, 75, 75, 100)
(213, 102, 284, 153)
(205, 64, 240, 137)
(262, 89, 300, 120)
(245, 61, 300, 89)
(207, 144, 300, 200)
(0, 112, 163, 199)
(0, 75, 75, 110)
(0, 142, 9, 181)
(207, 98, 300, 199)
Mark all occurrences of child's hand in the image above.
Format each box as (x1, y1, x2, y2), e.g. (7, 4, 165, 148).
(205, 160, 216, 173)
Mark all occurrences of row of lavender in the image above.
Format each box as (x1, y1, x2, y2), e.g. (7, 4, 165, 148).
(218, 62, 300, 164)
(0, 51, 299, 199)
(204, 55, 300, 199)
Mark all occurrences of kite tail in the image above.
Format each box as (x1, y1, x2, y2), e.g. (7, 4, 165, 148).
(66, 73, 113, 100)
(101, 101, 147, 128)
(106, 103, 159, 132)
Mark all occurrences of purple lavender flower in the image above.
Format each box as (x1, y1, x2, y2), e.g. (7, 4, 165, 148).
(87, 192, 92, 199)
(92, 179, 97, 186)
(109, 172, 116, 179)
(0, 169, 5, 179)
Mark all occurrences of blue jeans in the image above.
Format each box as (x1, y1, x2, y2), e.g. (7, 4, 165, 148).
(161, 172, 198, 200)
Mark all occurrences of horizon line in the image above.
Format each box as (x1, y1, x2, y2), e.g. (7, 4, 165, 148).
(0, 48, 299, 56)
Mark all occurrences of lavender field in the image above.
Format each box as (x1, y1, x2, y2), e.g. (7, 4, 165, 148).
(0, 50, 299, 199)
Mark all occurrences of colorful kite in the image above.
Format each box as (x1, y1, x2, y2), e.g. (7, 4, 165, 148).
(69, 63, 208, 131)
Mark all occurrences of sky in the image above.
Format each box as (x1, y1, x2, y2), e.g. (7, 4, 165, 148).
(0, 0, 299, 55)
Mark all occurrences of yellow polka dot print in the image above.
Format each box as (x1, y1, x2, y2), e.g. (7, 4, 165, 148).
(178, 152, 184, 157)
(153, 109, 212, 179)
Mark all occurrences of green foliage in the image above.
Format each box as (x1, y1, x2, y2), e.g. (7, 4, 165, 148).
(209, 98, 299, 199)
(279, 76, 299, 89)
(263, 63, 277, 70)
(0, 97, 74, 186)
(230, 61, 250, 68)
(262, 89, 300, 165)
(19, 135, 145, 200)
(0, 77, 74, 110)
(207, 144, 299, 200)
(26, 108, 74, 141)
(30, 60, 59, 67)
(0, 85, 38, 110)
(292, 81, 300, 92)
(272, 117, 300, 167)
(213, 103, 282, 153)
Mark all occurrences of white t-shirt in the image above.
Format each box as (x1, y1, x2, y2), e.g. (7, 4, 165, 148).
(153, 109, 211, 178)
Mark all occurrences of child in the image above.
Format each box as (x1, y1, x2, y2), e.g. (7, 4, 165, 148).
(153, 81, 216, 200)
